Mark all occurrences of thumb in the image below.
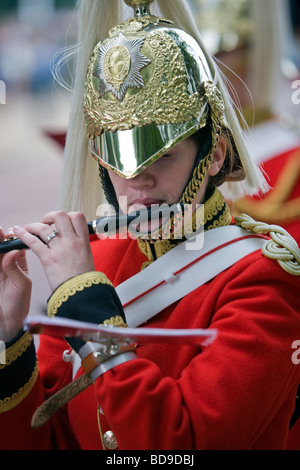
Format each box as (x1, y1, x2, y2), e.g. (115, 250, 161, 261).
(2, 250, 31, 288)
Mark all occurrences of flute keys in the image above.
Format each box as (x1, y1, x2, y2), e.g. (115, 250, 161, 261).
(3, 237, 18, 243)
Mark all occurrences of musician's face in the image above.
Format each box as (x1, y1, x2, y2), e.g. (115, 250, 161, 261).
(108, 136, 226, 215)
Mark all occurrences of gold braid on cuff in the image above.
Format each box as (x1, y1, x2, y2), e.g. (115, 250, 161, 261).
(47, 271, 114, 318)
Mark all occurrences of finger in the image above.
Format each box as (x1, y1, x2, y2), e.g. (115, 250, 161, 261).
(13, 225, 48, 257)
(0, 226, 15, 240)
(0, 227, 18, 259)
(42, 211, 76, 238)
(41, 210, 63, 226)
(2, 250, 31, 287)
(67, 212, 89, 239)
(0, 228, 5, 258)
(22, 222, 56, 246)
(15, 249, 29, 274)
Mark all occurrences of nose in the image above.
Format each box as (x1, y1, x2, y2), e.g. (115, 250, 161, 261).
(129, 166, 156, 189)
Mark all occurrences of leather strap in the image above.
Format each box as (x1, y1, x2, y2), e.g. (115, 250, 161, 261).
(81, 346, 136, 375)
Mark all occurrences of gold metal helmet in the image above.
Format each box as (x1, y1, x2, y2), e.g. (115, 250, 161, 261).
(84, 0, 228, 205)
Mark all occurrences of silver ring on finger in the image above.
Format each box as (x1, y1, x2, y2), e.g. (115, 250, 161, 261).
(46, 230, 59, 246)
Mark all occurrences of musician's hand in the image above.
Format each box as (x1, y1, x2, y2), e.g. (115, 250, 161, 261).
(0, 227, 32, 342)
(13, 211, 95, 292)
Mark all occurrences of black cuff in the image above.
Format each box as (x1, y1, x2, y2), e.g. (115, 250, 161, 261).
(47, 272, 127, 352)
(4, 329, 25, 348)
(0, 331, 38, 413)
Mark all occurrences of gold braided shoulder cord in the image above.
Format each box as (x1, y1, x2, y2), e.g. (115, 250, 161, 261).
(235, 214, 300, 276)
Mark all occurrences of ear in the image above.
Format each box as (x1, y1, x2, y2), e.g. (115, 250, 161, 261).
(208, 137, 226, 176)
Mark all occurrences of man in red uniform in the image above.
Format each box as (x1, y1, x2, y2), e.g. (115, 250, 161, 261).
(0, 0, 299, 450)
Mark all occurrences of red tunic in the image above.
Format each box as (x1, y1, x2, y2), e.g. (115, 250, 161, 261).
(0, 234, 300, 450)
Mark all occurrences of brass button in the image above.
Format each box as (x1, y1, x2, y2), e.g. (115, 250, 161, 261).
(103, 430, 118, 450)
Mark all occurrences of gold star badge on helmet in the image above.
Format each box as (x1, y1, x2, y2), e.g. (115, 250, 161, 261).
(94, 32, 151, 101)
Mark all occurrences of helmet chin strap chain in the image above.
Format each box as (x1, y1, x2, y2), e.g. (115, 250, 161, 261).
(180, 112, 222, 206)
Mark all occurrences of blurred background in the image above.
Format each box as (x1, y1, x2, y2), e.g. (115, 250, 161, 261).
(0, 0, 300, 318)
(0, 0, 77, 316)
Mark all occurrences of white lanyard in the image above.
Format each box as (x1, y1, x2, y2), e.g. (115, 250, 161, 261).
(116, 226, 266, 327)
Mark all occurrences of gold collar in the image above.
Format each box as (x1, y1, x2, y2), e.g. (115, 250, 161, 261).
(137, 188, 232, 267)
